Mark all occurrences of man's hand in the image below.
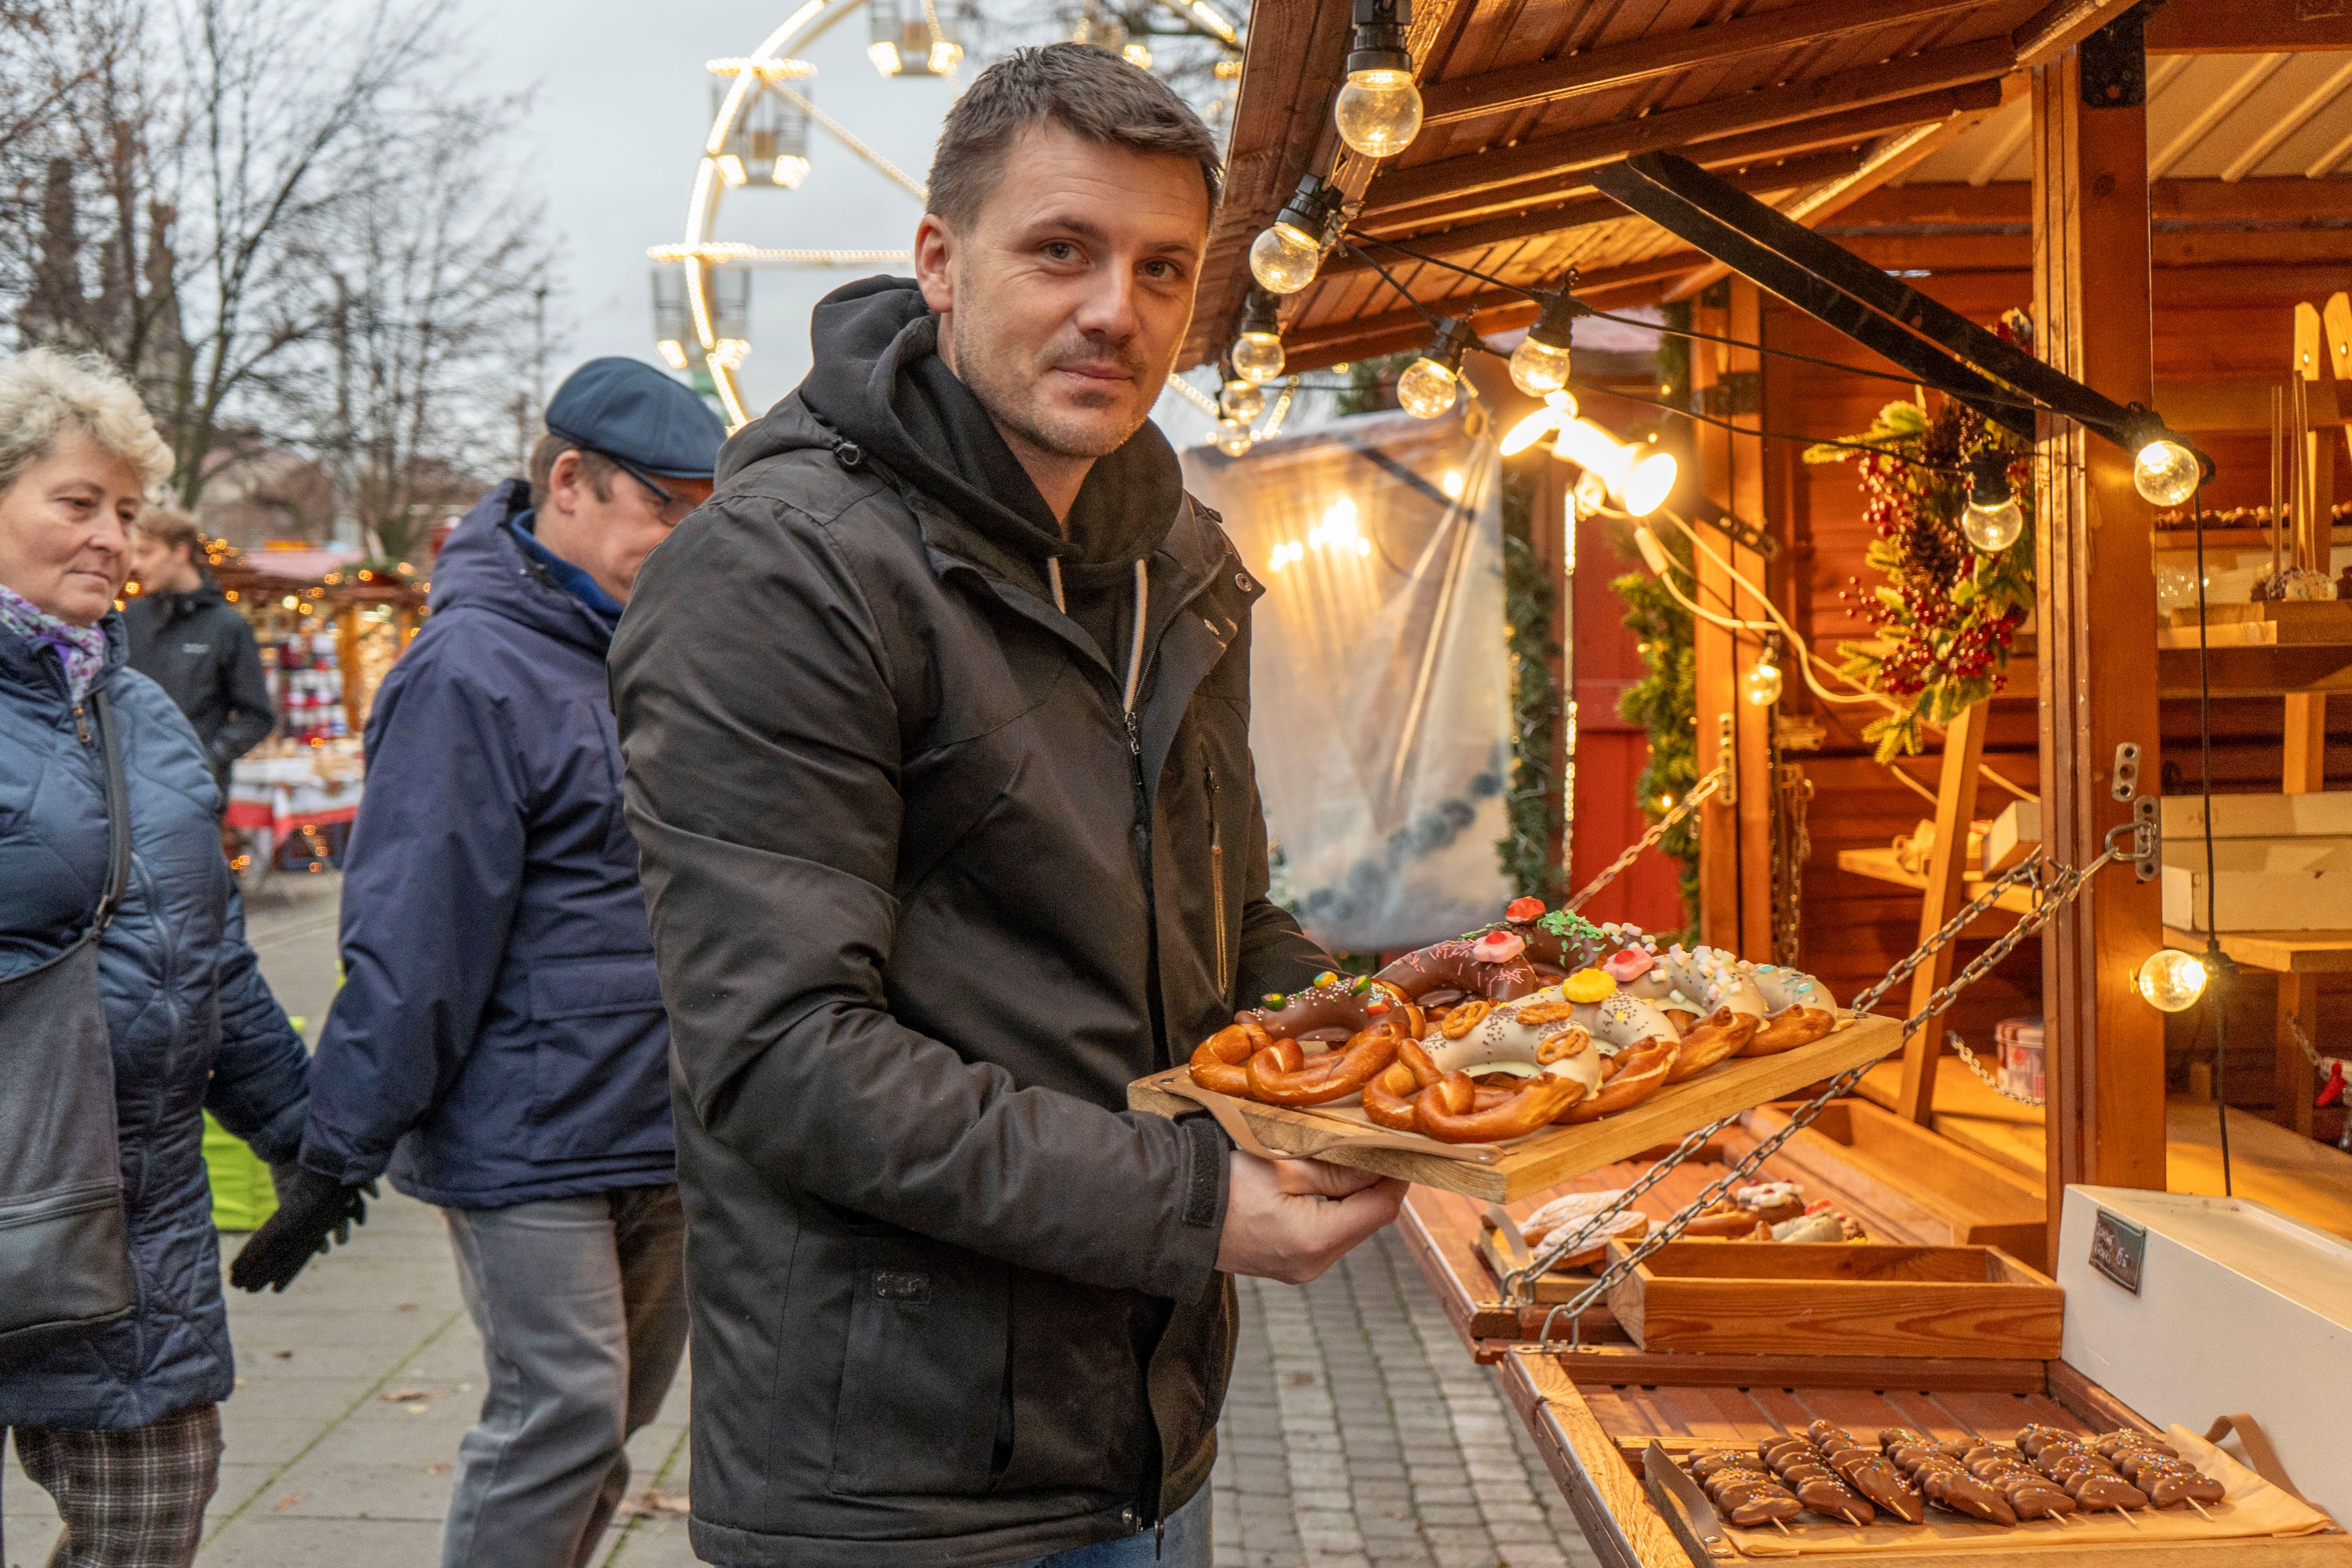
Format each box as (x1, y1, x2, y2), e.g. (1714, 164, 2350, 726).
(1215, 1151, 1407, 1284)
(228, 1166, 374, 1294)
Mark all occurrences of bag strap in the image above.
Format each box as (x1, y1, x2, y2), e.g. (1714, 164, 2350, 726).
(80, 686, 131, 940)
(2203, 1414, 2317, 1507)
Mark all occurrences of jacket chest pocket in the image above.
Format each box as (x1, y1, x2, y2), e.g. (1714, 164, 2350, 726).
(827, 1236, 1010, 1497)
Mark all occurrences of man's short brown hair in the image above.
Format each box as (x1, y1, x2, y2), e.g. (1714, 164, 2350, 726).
(134, 506, 204, 561)
(528, 433, 619, 514)
(926, 43, 1222, 231)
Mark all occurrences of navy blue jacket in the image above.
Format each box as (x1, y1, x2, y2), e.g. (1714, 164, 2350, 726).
(1, 617, 309, 1430)
(300, 481, 674, 1207)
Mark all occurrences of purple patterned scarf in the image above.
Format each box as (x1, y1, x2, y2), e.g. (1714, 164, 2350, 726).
(0, 581, 108, 702)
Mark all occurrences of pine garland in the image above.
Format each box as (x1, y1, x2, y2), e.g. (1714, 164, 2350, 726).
(1806, 400, 2033, 760)
(1610, 520, 1700, 934)
(1498, 467, 1568, 904)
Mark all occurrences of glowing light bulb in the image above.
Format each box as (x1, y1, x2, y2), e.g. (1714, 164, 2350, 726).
(1122, 41, 1153, 69)
(1574, 469, 1609, 514)
(2136, 949, 2208, 1013)
(1554, 417, 1675, 518)
(1220, 380, 1266, 423)
(1509, 334, 1571, 397)
(1744, 640, 1784, 706)
(655, 339, 689, 372)
(772, 155, 810, 189)
(1232, 331, 1285, 384)
(1622, 452, 1678, 519)
(1962, 496, 2024, 552)
(1500, 404, 1561, 457)
(2134, 437, 2199, 507)
(715, 154, 747, 186)
(1250, 222, 1324, 294)
(1215, 419, 1252, 457)
(1396, 356, 1458, 419)
(1333, 68, 1423, 157)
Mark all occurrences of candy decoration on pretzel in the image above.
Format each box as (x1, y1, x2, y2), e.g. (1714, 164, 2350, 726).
(1184, 897, 1843, 1144)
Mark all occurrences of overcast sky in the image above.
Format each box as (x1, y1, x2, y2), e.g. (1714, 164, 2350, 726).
(448, 0, 1232, 447)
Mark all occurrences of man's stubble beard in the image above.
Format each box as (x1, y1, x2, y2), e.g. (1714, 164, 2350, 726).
(947, 299, 1157, 463)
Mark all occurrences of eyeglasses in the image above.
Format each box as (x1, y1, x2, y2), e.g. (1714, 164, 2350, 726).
(625, 470, 696, 526)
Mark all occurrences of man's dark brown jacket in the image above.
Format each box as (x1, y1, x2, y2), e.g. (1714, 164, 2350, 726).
(610, 278, 1326, 1568)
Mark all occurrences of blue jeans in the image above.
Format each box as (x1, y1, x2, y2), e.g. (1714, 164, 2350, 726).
(1000, 1488, 1212, 1568)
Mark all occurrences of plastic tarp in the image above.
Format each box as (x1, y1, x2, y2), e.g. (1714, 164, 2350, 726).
(1183, 411, 1511, 952)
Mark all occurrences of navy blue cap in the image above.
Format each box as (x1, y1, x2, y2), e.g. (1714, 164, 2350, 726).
(544, 357, 727, 482)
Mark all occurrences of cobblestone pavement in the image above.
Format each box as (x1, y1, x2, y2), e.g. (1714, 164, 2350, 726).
(4, 873, 1601, 1568)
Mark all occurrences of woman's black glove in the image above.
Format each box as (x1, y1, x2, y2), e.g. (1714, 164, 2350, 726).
(229, 1165, 374, 1293)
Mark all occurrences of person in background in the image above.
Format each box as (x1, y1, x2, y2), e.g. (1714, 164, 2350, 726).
(610, 46, 1398, 1568)
(123, 508, 273, 798)
(229, 358, 724, 1568)
(0, 347, 321, 1568)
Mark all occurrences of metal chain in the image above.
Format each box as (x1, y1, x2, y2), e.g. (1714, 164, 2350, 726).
(1848, 850, 2048, 1017)
(1507, 824, 2138, 1318)
(1563, 766, 1725, 913)
(1948, 1032, 2043, 1105)
(2285, 1013, 2349, 1073)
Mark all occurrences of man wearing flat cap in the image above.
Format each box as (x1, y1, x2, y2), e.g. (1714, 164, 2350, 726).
(232, 358, 725, 1568)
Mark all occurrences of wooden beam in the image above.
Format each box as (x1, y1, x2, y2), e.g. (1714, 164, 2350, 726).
(2278, 972, 2321, 1137)
(1326, 150, 1869, 281)
(1824, 227, 2352, 271)
(1897, 700, 1989, 1125)
(2146, 0, 2352, 52)
(2032, 42, 2168, 1260)
(1659, 82, 2016, 302)
(1365, 38, 2016, 219)
(1368, 81, 2007, 234)
(1277, 257, 1695, 372)
(1416, 0, 1988, 130)
(1842, 174, 2352, 226)
(2013, 0, 2144, 67)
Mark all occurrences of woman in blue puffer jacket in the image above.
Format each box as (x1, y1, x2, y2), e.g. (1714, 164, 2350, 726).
(0, 348, 319, 1568)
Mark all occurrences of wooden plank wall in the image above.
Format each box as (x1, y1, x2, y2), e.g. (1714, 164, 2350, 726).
(1775, 259, 2351, 1134)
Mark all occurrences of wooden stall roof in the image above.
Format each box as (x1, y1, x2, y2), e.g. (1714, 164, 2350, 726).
(1190, 0, 2352, 376)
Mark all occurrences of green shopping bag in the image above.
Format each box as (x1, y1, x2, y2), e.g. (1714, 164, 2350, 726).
(204, 1111, 279, 1232)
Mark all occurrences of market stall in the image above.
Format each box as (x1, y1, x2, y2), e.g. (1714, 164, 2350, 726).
(205, 539, 427, 876)
(1162, 0, 2352, 1558)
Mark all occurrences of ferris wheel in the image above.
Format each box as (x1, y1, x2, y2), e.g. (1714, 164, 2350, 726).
(649, 0, 1245, 430)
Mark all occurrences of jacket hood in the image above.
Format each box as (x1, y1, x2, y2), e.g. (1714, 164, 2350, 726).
(429, 479, 614, 656)
(764, 275, 1182, 589)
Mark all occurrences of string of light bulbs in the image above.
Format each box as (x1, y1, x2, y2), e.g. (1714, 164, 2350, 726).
(1227, 19, 2208, 521)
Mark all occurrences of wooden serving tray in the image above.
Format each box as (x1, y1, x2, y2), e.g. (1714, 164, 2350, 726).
(1128, 1013, 1903, 1202)
(1601, 1241, 2064, 1361)
(1495, 1353, 2351, 1568)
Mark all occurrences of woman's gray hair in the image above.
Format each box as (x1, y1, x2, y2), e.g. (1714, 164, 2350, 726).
(0, 347, 175, 500)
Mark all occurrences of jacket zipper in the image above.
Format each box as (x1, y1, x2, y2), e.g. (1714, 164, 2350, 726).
(73, 700, 91, 744)
(1202, 744, 1228, 998)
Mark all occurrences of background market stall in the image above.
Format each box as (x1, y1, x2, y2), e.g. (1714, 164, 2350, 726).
(1186, 0, 2352, 1557)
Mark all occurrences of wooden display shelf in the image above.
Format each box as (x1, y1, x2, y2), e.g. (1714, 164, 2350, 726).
(1837, 846, 2035, 921)
(1740, 1098, 2048, 1266)
(1848, 1059, 2352, 1243)
(1129, 1015, 1904, 1202)
(1838, 847, 2352, 973)
(1601, 1239, 2063, 1360)
(1397, 1166, 2050, 1393)
(1495, 1349, 2352, 1568)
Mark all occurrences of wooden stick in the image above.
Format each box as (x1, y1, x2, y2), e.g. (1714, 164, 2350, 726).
(2188, 1499, 2216, 1522)
(1772, 1516, 1793, 1535)
(2112, 1508, 2141, 1529)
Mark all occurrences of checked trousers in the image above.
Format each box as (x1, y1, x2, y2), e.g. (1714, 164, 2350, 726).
(3, 1403, 222, 1568)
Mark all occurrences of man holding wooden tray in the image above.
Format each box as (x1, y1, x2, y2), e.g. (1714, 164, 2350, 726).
(611, 44, 1401, 1568)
